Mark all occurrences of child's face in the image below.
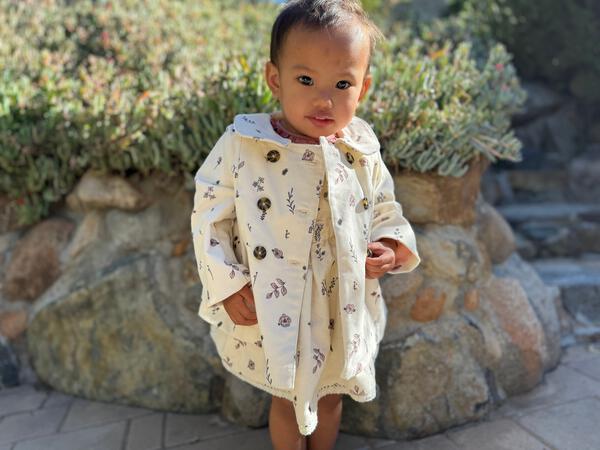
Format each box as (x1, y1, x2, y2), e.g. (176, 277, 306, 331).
(265, 22, 372, 139)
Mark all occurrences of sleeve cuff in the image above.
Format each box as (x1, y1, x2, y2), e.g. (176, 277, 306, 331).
(376, 237, 421, 274)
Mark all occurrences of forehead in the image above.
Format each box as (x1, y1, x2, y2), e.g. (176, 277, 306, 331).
(278, 23, 370, 72)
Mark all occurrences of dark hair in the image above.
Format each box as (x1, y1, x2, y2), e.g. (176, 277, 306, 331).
(269, 0, 384, 68)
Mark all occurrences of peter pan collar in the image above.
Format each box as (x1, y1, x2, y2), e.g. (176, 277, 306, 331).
(232, 112, 380, 155)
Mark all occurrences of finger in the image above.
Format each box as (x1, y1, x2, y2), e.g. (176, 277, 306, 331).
(236, 303, 257, 321)
(235, 296, 257, 319)
(367, 266, 387, 277)
(231, 310, 256, 326)
(239, 285, 256, 312)
(241, 293, 256, 313)
(366, 251, 395, 266)
(229, 310, 244, 325)
(365, 258, 386, 268)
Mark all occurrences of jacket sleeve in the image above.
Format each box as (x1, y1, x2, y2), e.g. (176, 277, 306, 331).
(370, 152, 421, 274)
(190, 125, 251, 307)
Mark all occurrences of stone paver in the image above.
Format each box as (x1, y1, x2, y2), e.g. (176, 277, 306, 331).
(364, 436, 399, 448)
(164, 412, 248, 448)
(377, 435, 460, 449)
(0, 386, 47, 416)
(168, 428, 272, 450)
(40, 389, 75, 410)
(518, 398, 600, 450)
(61, 397, 151, 432)
(126, 412, 163, 450)
(332, 432, 370, 449)
(0, 405, 68, 446)
(560, 343, 600, 364)
(445, 418, 552, 450)
(492, 364, 600, 418)
(564, 354, 600, 381)
(12, 420, 126, 450)
(1, 343, 600, 450)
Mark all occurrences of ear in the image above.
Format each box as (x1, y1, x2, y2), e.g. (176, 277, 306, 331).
(265, 61, 281, 98)
(358, 73, 372, 102)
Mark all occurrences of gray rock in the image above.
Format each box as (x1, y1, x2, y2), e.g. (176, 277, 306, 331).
(103, 184, 191, 255)
(474, 197, 515, 264)
(493, 253, 562, 370)
(531, 257, 600, 344)
(478, 274, 548, 395)
(544, 104, 583, 165)
(413, 224, 490, 285)
(220, 372, 271, 428)
(3, 218, 75, 301)
(514, 82, 564, 124)
(343, 317, 494, 440)
(496, 202, 600, 257)
(0, 335, 19, 389)
(506, 169, 568, 203)
(513, 233, 538, 260)
(27, 250, 222, 413)
(568, 152, 600, 202)
(497, 202, 600, 224)
(65, 170, 149, 212)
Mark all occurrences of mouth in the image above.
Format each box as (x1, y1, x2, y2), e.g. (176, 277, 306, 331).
(307, 115, 334, 127)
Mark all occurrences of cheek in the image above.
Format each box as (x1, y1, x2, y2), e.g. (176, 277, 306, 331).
(338, 92, 361, 111)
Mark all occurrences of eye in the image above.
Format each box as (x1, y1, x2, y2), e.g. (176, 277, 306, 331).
(297, 75, 313, 86)
(336, 80, 351, 90)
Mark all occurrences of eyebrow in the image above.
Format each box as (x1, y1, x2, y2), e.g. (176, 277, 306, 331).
(291, 64, 356, 79)
(292, 64, 314, 72)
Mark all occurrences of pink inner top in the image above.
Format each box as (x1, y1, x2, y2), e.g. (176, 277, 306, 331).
(270, 116, 338, 145)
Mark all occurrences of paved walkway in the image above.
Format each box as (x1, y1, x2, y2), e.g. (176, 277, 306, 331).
(1, 343, 600, 450)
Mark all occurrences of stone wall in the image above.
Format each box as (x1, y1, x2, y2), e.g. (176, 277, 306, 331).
(0, 153, 563, 439)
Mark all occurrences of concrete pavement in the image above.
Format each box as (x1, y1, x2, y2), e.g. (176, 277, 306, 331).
(1, 343, 600, 450)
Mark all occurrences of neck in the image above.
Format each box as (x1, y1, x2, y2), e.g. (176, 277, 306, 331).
(270, 115, 337, 144)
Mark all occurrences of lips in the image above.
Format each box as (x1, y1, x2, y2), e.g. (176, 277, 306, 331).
(307, 115, 334, 127)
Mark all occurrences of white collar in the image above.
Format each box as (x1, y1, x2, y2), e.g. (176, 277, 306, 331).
(232, 112, 380, 155)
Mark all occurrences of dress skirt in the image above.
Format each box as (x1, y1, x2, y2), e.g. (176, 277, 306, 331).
(209, 172, 379, 436)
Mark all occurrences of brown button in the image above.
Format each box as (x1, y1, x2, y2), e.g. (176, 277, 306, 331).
(324, 191, 328, 199)
(362, 197, 369, 209)
(253, 246, 267, 259)
(257, 197, 271, 211)
(266, 150, 280, 162)
(345, 152, 355, 164)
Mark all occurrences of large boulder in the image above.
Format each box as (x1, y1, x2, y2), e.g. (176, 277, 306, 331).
(26, 172, 224, 413)
(341, 221, 559, 439)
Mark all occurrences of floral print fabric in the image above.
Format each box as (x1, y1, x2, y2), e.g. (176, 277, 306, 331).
(191, 112, 422, 435)
(211, 163, 378, 436)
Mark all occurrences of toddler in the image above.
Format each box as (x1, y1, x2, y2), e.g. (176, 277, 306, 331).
(191, 1, 421, 449)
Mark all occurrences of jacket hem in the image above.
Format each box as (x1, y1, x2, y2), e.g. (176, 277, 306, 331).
(219, 359, 377, 435)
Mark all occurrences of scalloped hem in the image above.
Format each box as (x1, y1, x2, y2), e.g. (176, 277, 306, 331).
(219, 358, 376, 436)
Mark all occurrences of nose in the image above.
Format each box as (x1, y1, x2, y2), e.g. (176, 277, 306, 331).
(314, 89, 333, 109)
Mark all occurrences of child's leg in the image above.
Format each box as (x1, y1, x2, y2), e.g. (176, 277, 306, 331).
(307, 394, 342, 450)
(269, 396, 307, 450)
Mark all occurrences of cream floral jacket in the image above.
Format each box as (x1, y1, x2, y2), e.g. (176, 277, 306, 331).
(191, 112, 421, 390)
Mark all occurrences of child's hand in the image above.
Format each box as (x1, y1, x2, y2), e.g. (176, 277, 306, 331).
(393, 241, 414, 268)
(223, 283, 257, 326)
(365, 239, 396, 279)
